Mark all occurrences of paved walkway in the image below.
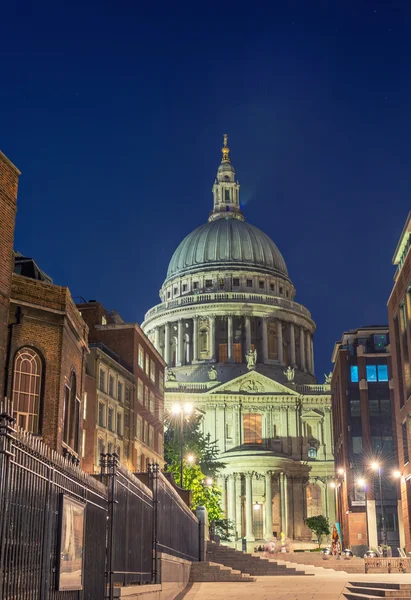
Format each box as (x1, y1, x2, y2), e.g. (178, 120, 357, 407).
(178, 572, 411, 600)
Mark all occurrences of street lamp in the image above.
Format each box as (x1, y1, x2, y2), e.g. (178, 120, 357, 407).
(171, 402, 193, 488)
(186, 454, 195, 465)
(371, 462, 387, 550)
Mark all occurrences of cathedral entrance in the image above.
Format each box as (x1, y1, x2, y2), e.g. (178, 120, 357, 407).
(253, 503, 264, 539)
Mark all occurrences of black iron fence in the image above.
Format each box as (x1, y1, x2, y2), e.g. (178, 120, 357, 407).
(0, 403, 200, 600)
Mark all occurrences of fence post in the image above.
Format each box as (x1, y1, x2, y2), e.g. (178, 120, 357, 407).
(0, 403, 15, 598)
(40, 465, 55, 600)
(105, 453, 118, 600)
(196, 506, 208, 561)
(149, 463, 159, 584)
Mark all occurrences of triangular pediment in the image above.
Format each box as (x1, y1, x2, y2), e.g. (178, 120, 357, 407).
(301, 408, 324, 419)
(205, 370, 300, 396)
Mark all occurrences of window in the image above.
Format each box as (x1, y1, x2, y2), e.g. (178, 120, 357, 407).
(374, 334, 388, 351)
(136, 416, 142, 440)
(116, 446, 121, 460)
(377, 365, 389, 382)
(268, 328, 278, 360)
(82, 430, 86, 459)
(107, 441, 113, 454)
(149, 391, 155, 414)
(63, 372, 80, 452)
(182, 284, 187, 292)
(246, 279, 252, 287)
(117, 381, 123, 402)
(159, 372, 164, 394)
(117, 412, 122, 436)
(219, 343, 228, 363)
(234, 343, 242, 363)
(125, 387, 130, 405)
(173, 287, 177, 295)
(144, 386, 149, 406)
(138, 346, 144, 369)
(270, 283, 275, 292)
(109, 375, 114, 396)
(193, 281, 198, 289)
(158, 433, 163, 455)
(224, 188, 230, 201)
(149, 425, 154, 448)
(308, 447, 317, 458)
(366, 365, 377, 382)
(102, 315, 107, 325)
(83, 392, 87, 420)
(99, 369, 106, 392)
(145, 354, 150, 376)
(403, 422, 409, 464)
(199, 328, 209, 354)
(259, 280, 264, 289)
(137, 379, 143, 404)
(205, 279, 213, 288)
(124, 411, 130, 428)
(97, 438, 105, 459)
(243, 413, 262, 444)
(98, 402, 105, 427)
(286, 290, 289, 297)
(144, 421, 148, 444)
(350, 365, 359, 382)
(167, 291, 170, 299)
(150, 360, 156, 383)
(12, 347, 43, 434)
(279, 286, 283, 295)
(108, 407, 114, 432)
(233, 278, 240, 287)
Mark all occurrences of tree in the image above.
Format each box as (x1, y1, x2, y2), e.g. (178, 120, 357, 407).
(306, 515, 330, 548)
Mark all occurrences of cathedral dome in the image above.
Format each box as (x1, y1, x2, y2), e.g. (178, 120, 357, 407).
(166, 217, 288, 280)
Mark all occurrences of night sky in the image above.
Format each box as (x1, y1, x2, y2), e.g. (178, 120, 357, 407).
(2, 1, 411, 379)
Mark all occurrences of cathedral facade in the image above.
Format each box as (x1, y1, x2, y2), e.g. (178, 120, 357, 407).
(142, 137, 335, 542)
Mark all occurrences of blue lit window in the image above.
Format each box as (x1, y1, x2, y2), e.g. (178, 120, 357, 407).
(350, 366, 359, 382)
(377, 365, 389, 382)
(366, 365, 377, 382)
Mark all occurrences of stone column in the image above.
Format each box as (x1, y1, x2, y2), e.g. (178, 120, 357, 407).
(245, 473, 254, 541)
(300, 327, 306, 372)
(284, 473, 289, 537)
(305, 331, 312, 373)
(177, 319, 184, 366)
(290, 323, 296, 367)
(210, 315, 216, 361)
(245, 315, 251, 353)
(280, 472, 286, 535)
(228, 475, 236, 526)
(227, 315, 234, 362)
(164, 323, 171, 365)
(193, 316, 199, 362)
(277, 321, 284, 363)
(262, 317, 268, 363)
(265, 472, 273, 539)
(154, 327, 160, 353)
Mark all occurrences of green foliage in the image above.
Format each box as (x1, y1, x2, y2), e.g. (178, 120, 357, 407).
(213, 518, 235, 542)
(306, 515, 330, 547)
(164, 415, 226, 522)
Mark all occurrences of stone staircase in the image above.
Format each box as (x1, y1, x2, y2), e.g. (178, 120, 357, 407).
(189, 561, 256, 582)
(270, 552, 365, 573)
(343, 581, 411, 599)
(206, 541, 308, 576)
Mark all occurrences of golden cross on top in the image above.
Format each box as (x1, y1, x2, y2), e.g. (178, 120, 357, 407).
(222, 133, 230, 162)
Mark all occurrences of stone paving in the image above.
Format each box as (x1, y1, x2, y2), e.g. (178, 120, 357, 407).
(177, 572, 411, 600)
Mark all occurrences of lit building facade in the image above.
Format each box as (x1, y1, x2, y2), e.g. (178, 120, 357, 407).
(143, 137, 335, 543)
(331, 326, 403, 556)
(388, 212, 411, 552)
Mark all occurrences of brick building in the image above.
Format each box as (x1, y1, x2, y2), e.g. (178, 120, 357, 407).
(331, 326, 403, 555)
(77, 301, 165, 472)
(0, 149, 89, 461)
(388, 212, 411, 552)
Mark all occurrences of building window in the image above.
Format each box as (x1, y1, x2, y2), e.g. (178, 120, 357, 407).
(98, 402, 105, 427)
(167, 291, 170, 299)
(144, 385, 149, 407)
(149, 391, 155, 414)
(306, 483, 322, 518)
(219, 343, 228, 363)
(149, 425, 154, 449)
(234, 343, 242, 363)
(224, 188, 230, 202)
(286, 290, 289, 298)
(12, 347, 43, 434)
(102, 315, 107, 325)
(137, 379, 143, 404)
(173, 287, 177, 295)
(243, 413, 262, 444)
(97, 437, 105, 460)
(158, 433, 163, 455)
(125, 386, 130, 405)
(145, 354, 150, 376)
(205, 279, 213, 288)
(116, 446, 121, 460)
(259, 280, 264, 289)
(150, 360, 156, 383)
(350, 365, 359, 383)
(374, 334, 388, 350)
(308, 447, 317, 458)
(144, 421, 148, 444)
(199, 328, 209, 353)
(109, 375, 114, 397)
(82, 430, 86, 459)
(268, 328, 278, 360)
(402, 421, 409, 464)
(182, 284, 187, 292)
(279, 286, 283, 295)
(124, 411, 130, 428)
(193, 281, 198, 289)
(246, 279, 252, 287)
(117, 413, 122, 436)
(136, 416, 142, 440)
(233, 278, 240, 287)
(377, 365, 389, 382)
(108, 407, 114, 432)
(138, 346, 144, 370)
(117, 381, 123, 402)
(107, 441, 113, 454)
(159, 372, 164, 394)
(99, 369, 106, 392)
(366, 365, 377, 382)
(83, 392, 87, 420)
(63, 371, 80, 452)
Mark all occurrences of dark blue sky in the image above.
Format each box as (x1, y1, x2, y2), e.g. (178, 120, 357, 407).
(2, 1, 411, 378)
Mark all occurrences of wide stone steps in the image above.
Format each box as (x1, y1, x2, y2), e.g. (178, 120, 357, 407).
(206, 542, 307, 576)
(268, 552, 365, 572)
(343, 582, 411, 600)
(189, 561, 256, 582)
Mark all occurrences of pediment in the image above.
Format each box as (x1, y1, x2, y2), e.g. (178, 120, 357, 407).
(301, 408, 324, 420)
(205, 370, 300, 396)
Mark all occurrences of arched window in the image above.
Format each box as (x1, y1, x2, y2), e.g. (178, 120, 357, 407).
(63, 371, 80, 453)
(306, 483, 322, 518)
(12, 347, 43, 434)
(268, 328, 278, 360)
(199, 328, 209, 354)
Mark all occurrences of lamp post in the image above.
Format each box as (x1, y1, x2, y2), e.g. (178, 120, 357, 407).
(171, 402, 193, 488)
(371, 462, 387, 551)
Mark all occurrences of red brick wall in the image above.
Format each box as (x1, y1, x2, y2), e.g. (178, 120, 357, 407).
(0, 151, 20, 396)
